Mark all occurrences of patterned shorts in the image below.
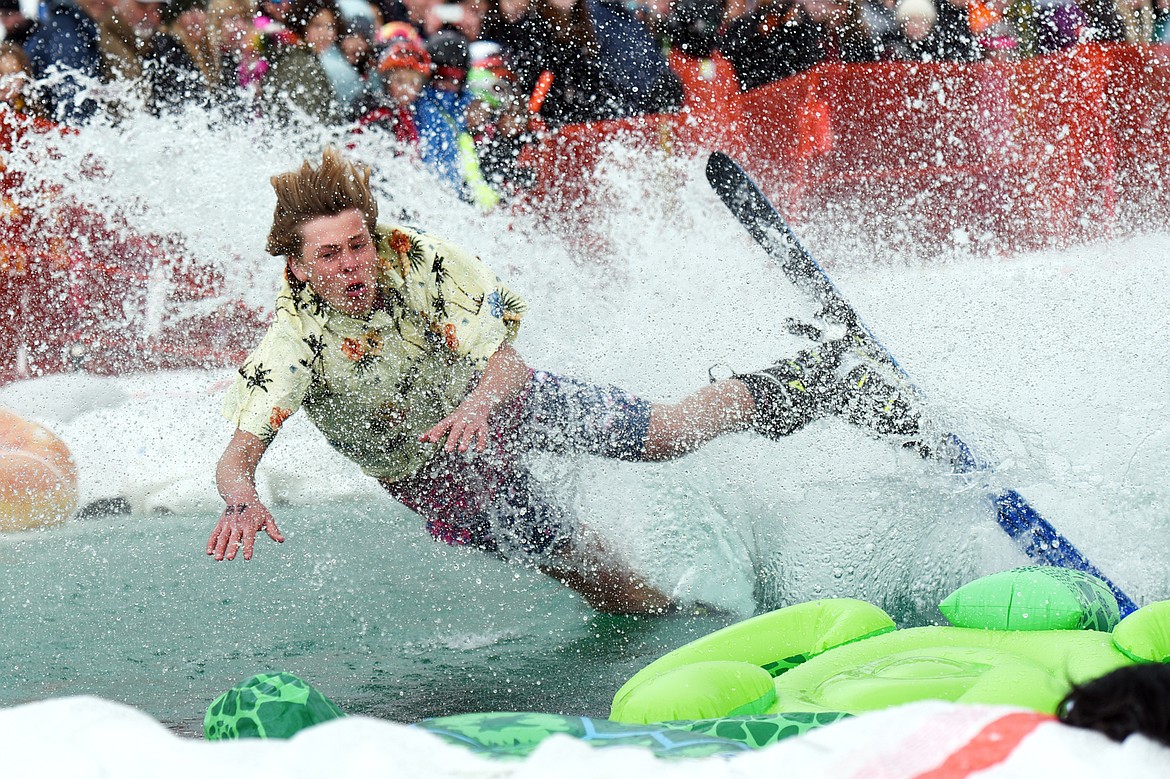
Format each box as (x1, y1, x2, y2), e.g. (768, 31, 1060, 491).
(381, 370, 651, 561)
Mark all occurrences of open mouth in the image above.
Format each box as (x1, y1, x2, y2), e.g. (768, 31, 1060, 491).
(345, 282, 366, 297)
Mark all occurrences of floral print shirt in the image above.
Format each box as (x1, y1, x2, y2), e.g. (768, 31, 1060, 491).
(222, 224, 527, 482)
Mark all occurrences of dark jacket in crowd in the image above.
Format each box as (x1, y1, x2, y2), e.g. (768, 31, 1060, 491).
(24, 0, 103, 122)
(262, 43, 340, 125)
(147, 33, 208, 113)
(101, 11, 208, 115)
(935, 0, 981, 60)
(719, 1, 855, 92)
(509, 11, 630, 127)
(879, 28, 950, 60)
(587, 0, 683, 114)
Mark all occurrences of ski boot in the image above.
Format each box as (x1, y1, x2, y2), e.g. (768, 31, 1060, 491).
(734, 319, 922, 441)
(731, 321, 849, 439)
(836, 352, 921, 438)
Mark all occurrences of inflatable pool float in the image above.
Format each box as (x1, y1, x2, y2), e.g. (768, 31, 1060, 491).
(0, 408, 78, 531)
(611, 567, 1169, 723)
(203, 567, 1170, 758)
(204, 671, 846, 758)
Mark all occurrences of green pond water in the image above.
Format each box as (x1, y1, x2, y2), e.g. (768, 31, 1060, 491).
(0, 504, 733, 736)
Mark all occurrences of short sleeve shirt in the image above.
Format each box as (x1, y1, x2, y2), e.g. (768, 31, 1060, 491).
(221, 224, 527, 482)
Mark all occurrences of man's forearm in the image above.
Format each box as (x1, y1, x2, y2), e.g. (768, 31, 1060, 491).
(465, 342, 530, 409)
(216, 429, 269, 504)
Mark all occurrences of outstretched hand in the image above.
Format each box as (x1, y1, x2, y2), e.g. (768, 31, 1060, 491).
(419, 396, 494, 453)
(206, 501, 285, 561)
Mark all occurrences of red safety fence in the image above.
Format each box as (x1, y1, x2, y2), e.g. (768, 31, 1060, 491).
(520, 42, 1170, 257)
(0, 112, 265, 385)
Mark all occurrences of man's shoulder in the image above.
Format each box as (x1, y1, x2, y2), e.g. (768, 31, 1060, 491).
(375, 222, 439, 251)
(260, 279, 324, 334)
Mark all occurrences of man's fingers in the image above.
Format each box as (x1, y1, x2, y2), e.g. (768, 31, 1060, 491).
(445, 420, 466, 451)
(212, 522, 230, 560)
(264, 516, 285, 543)
(424, 413, 490, 452)
(421, 417, 455, 444)
(224, 528, 238, 561)
(206, 520, 224, 555)
(457, 422, 474, 452)
(242, 525, 258, 560)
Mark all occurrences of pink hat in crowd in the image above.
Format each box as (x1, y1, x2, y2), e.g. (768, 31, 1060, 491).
(377, 21, 424, 46)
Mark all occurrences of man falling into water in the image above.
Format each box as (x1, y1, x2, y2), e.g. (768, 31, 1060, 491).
(208, 147, 919, 613)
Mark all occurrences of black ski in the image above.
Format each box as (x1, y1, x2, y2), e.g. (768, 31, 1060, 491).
(706, 151, 1136, 616)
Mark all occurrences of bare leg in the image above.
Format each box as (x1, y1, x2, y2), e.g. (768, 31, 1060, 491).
(541, 527, 676, 615)
(641, 379, 755, 462)
(541, 564, 676, 615)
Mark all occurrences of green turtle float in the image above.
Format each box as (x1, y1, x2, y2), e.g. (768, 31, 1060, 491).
(204, 566, 1170, 758)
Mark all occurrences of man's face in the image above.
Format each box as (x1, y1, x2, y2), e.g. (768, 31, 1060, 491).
(901, 13, 933, 41)
(0, 53, 26, 105)
(498, 0, 529, 20)
(800, 0, 844, 23)
(291, 209, 379, 317)
(431, 69, 464, 93)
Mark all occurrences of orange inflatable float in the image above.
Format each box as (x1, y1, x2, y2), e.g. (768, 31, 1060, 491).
(0, 408, 78, 531)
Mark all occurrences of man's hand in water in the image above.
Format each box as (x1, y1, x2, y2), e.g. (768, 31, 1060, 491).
(206, 501, 285, 561)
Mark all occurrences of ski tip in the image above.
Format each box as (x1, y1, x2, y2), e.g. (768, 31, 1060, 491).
(704, 151, 735, 182)
(705, 152, 746, 205)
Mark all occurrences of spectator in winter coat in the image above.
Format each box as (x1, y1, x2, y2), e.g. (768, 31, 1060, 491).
(883, 0, 948, 59)
(0, 42, 45, 117)
(1156, 0, 1170, 40)
(662, 0, 725, 57)
(339, 13, 386, 118)
(480, 0, 532, 55)
(933, 0, 981, 59)
(587, 0, 683, 115)
(302, 0, 366, 117)
(262, 0, 342, 124)
(466, 46, 533, 197)
(204, 0, 261, 98)
(24, 0, 113, 122)
(0, 0, 36, 46)
(1115, 0, 1155, 40)
(360, 23, 430, 144)
(976, 19, 1020, 59)
(159, 0, 218, 98)
(506, 0, 632, 126)
(1005, 0, 1116, 55)
(720, 0, 875, 91)
(415, 29, 499, 207)
(99, 0, 163, 83)
(100, 0, 207, 113)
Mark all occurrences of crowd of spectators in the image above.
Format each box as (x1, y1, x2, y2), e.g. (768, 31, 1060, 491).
(1, 0, 1167, 202)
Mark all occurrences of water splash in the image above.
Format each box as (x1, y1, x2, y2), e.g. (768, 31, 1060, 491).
(3, 108, 1169, 622)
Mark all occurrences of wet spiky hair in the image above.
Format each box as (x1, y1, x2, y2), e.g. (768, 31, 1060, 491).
(266, 146, 379, 260)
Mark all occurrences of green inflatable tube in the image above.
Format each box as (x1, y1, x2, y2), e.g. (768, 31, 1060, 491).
(611, 567, 1170, 724)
